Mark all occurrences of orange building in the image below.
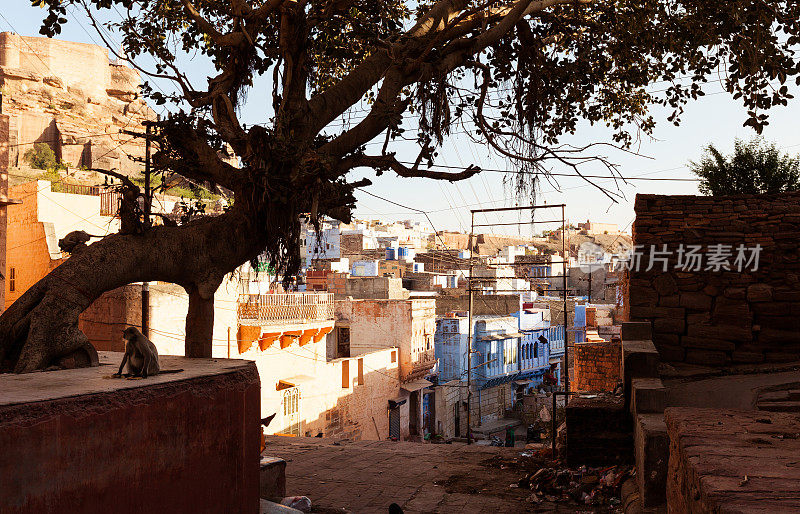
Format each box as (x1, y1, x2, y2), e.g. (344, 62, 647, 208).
(4, 181, 65, 309)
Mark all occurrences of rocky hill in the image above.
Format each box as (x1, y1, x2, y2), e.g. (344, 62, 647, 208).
(0, 32, 155, 175)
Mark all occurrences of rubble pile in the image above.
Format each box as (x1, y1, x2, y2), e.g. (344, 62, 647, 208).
(482, 448, 632, 508)
(518, 463, 632, 507)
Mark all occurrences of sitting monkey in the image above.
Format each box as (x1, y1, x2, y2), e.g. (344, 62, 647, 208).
(113, 327, 183, 379)
(58, 230, 103, 253)
(114, 327, 160, 378)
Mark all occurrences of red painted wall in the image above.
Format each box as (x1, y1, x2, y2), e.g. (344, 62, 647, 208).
(0, 364, 261, 513)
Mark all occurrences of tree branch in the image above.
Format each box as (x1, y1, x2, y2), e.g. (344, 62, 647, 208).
(180, 0, 247, 47)
(342, 154, 481, 182)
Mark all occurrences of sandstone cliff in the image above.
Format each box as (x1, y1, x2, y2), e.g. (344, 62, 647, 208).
(0, 32, 155, 175)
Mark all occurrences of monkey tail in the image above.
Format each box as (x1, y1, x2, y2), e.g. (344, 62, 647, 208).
(158, 369, 184, 374)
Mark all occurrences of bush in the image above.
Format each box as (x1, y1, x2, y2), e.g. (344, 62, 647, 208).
(24, 143, 64, 171)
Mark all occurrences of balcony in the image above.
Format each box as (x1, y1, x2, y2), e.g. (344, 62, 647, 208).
(548, 325, 565, 356)
(237, 292, 335, 327)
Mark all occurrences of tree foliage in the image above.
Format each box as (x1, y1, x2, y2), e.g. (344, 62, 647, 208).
(29, 0, 800, 280)
(691, 138, 800, 195)
(2, 0, 796, 371)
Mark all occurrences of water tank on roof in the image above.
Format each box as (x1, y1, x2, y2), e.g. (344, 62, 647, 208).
(386, 247, 396, 260)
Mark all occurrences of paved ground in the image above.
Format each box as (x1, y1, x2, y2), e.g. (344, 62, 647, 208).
(263, 436, 577, 513)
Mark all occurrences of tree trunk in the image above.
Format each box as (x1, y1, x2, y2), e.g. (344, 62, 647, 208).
(186, 286, 215, 358)
(0, 206, 264, 373)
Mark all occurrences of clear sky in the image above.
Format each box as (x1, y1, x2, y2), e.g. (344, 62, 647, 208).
(4, 3, 800, 237)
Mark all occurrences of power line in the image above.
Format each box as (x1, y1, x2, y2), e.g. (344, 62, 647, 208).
(394, 162, 701, 182)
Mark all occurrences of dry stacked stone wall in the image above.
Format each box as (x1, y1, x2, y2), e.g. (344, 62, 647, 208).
(629, 193, 800, 365)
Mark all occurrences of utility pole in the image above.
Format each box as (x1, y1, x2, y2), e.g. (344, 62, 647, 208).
(466, 211, 474, 445)
(141, 120, 152, 338)
(562, 206, 569, 394)
(122, 119, 157, 338)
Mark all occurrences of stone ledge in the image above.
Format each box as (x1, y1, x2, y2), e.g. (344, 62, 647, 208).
(622, 339, 660, 408)
(0, 351, 255, 406)
(631, 377, 667, 415)
(665, 407, 800, 513)
(622, 322, 653, 341)
(634, 413, 668, 508)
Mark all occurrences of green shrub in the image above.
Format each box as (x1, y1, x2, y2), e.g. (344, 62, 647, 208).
(25, 143, 68, 173)
(24, 143, 59, 170)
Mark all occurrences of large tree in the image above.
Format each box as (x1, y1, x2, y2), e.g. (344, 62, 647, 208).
(2, 0, 799, 372)
(691, 138, 800, 195)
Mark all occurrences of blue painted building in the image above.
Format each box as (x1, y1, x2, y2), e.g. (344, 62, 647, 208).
(434, 313, 556, 390)
(515, 302, 565, 369)
(573, 304, 587, 344)
(434, 315, 470, 383)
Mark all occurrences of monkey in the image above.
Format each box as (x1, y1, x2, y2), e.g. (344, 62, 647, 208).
(58, 230, 105, 253)
(112, 327, 182, 379)
(119, 182, 144, 235)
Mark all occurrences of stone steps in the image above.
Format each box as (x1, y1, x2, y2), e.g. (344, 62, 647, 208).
(756, 384, 800, 412)
(631, 378, 667, 415)
(757, 400, 800, 412)
(622, 322, 668, 510)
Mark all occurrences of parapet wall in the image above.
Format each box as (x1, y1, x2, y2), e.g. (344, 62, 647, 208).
(629, 192, 800, 365)
(0, 354, 261, 513)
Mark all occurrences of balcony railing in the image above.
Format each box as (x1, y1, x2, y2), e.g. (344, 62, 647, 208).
(237, 292, 335, 326)
(100, 191, 121, 216)
(59, 183, 102, 196)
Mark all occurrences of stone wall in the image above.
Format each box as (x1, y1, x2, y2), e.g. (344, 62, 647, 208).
(435, 293, 520, 317)
(0, 355, 260, 513)
(345, 276, 408, 300)
(573, 340, 621, 392)
(629, 192, 800, 365)
(336, 298, 436, 381)
(434, 380, 468, 438)
(4, 181, 65, 309)
(475, 382, 514, 426)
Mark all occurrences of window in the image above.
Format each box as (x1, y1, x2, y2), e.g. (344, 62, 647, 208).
(342, 360, 350, 388)
(357, 358, 364, 385)
(280, 387, 302, 436)
(534, 342, 539, 359)
(337, 327, 350, 358)
(391, 350, 397, 363)
(283, 387, 300, 416)
(8, 267, 15, 292)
